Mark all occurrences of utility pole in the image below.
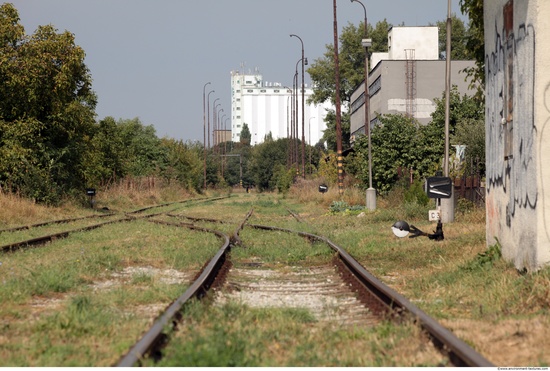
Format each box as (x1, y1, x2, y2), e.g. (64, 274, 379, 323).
(333, 0, 344, 195)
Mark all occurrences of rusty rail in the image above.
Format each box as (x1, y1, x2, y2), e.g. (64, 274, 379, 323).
(115, 209, 254, 367)
(246, 223, 494, 367)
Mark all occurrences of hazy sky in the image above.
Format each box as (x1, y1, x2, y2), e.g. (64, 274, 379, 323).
(12, 0, 467, 142)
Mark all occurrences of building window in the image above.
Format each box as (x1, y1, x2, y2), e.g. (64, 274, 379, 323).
(274, 89, 280, 93)
(247, 89, 254, 93)
(370, 76, 381, 96)
(260, 89, 266, 93)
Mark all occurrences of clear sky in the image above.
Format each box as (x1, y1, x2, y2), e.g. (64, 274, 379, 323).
(11, 0, 467, 143)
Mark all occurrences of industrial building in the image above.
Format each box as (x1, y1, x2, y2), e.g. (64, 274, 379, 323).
(349, 26, 476, 143)
(230, 70, 332, 146)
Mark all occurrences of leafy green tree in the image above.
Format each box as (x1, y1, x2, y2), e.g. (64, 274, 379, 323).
(350, 86, 484, 193)
(430, 86, 484, 140)
(248, 138, 291, 192)
(0, 4, 96, 202)
(240, 123, 251, 146)
(369, 19, 391, 53)
(84, 117, 125, 186)
(435, 14, 469, 60)
(161, 138, 202, 191)
(117, 118, 167, 177)
(460, 0, 484, 100)
(222, 143, 252, 188)
(352, 114, 442, 194)
(272, 164, 294, 195)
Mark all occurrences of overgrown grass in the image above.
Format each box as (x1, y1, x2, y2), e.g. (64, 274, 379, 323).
(0, 190, 90, 227)
(150, 300, 446, 367)
(2, 182, 550, 366)
(0, 218, 221, 366)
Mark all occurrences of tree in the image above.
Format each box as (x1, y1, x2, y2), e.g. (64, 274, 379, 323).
(84, 116, 125, 186)
(460, 0, 484, 100)
(161, 138, 202, 191)
(240, 123, 251, 146)
(430, 86, 484, 139)
(0, 4, 97, 202)
(354, 115, 418, 193)
(117, 118, 167, 177)
(435, 14, 469, 60)
(248, 138, 291, 192)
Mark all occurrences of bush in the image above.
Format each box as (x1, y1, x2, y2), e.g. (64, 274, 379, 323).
(404, 179, 429, 206)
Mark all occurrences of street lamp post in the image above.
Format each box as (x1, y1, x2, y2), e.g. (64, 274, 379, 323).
(351, 0, 376, 210)
(216, 106, 223, 156)
(206, 89, 215, 189)
(220, 113, 226, 175)
(203, 82, 211, 190)
(441, 0, 454, 223)
(213, 99, 220, 149)
(309, 116, 315, 174)
(290, 34, 306, 179)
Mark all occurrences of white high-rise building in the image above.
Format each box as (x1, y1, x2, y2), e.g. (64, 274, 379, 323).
(230, 70, 331, 146)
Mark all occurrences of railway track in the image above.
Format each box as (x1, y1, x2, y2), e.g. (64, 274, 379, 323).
(115, 209, 493, 367)
(0, 196, 229, 253)
(0, 197, 494, 366)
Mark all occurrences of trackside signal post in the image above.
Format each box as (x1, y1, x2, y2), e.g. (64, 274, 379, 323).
(426, 175, 453, 221)
(86, 188, 96, 209)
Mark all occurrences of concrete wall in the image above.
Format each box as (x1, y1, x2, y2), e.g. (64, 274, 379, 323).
(484, 0, 550, 270)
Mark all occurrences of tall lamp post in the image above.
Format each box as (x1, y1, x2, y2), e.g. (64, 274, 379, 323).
(203, 82, 211, 190)
(212, 98, 220, 149)
(351, 0, 376, 210)
(309, 116, 315, 174)
(290, 34, 306, 178)
(216, 106, 223, 155)
(441, 0, 454, 222)
(206, 89, 215, 189)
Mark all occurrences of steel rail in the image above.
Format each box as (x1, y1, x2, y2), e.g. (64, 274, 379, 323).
(0, 217, 132, 253)
(116, 224, 230, 367)
(0, 212, 115, 233)
(126, 195, 230, 215)
(166, 214, 228, 224)
(0, 212, 168, 253)
(116, 209, 254, 367)
(247, 223, 494, 367)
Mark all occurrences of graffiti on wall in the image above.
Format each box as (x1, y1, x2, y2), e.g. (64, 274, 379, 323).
(486, 17, 537, 228)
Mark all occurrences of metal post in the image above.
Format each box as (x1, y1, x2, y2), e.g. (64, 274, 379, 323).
(290, 34, 306, 178)
(206, 89, 215, 189)
(203, 82, 211, 190)
(333, 0, 344, 195)
(352, 0, 376, 210)
(441, 0, 455, 222)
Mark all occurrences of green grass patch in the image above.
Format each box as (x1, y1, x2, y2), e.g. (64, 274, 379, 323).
(151, 300, 446, 367)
